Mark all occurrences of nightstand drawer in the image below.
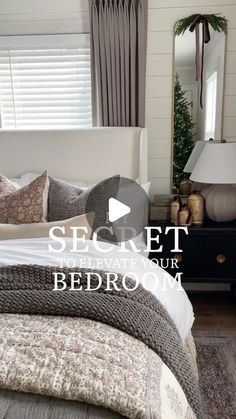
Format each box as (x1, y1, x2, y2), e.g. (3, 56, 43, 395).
(149, 225, 236, 281)
(173, 235, 235, 279)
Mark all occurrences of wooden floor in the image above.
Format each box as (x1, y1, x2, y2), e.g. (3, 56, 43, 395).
(188, 292, 236, 331)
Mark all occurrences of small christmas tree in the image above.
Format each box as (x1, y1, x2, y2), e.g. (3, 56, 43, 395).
(173, 74, 194, 189)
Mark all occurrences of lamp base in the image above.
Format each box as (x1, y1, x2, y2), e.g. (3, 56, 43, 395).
(202, 185, 236, 222)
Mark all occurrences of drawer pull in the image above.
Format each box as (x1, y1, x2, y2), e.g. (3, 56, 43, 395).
(174, 253, 183, 263)
(216, 254, 226, 264)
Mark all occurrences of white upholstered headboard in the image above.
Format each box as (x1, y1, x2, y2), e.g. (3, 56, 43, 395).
(0, 127, 148, 184)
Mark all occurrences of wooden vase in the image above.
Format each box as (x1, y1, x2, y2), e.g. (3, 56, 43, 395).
(170, 196, 181, 225)
(179, 178, 192, 196)
(187, 191, 204, 225)
(179, 205, 192, 227)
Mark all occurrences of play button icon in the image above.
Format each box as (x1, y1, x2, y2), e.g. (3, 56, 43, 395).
(108, 198, 131, 222)
(85, 175, 149, 243)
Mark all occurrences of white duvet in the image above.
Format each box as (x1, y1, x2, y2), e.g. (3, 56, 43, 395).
(0, 238, 194, 341)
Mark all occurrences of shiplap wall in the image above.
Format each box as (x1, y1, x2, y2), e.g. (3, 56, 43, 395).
(0, 0, 236, 196)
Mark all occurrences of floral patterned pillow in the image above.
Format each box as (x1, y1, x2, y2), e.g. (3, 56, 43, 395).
(0, 171, 49, 224)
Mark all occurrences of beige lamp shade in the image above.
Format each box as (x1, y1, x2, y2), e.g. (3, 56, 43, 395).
(184, 140, 221, 174)
(190, 143, 236, 184)
(184, 141, 206, 173)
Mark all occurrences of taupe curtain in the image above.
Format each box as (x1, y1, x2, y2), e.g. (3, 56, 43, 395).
(89, 0, 148, 127)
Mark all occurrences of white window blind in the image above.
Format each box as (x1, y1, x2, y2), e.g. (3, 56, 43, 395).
(0, 34, 92, 129)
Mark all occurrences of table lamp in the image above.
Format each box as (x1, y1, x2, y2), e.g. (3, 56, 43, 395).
(184, 141, 206, 173)
(184, 140, 221, 173)
(190, 143, 236, 222)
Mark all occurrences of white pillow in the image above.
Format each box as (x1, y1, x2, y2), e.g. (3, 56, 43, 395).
(10, 173, 40, 188)
(0, 213, 94, 241)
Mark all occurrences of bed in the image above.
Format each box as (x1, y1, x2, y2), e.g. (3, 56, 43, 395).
(0, 128, 202, 419)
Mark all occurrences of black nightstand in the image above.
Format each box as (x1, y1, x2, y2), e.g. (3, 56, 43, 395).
(148, 219, 236, 294)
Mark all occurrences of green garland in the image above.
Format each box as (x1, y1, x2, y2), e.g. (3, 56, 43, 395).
(175, 14, 228, 36)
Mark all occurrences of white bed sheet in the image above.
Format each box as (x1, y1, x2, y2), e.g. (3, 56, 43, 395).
(0, 238, 194, 341)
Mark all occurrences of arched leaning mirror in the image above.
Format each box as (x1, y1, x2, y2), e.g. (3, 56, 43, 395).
(173, 14, 227, 192)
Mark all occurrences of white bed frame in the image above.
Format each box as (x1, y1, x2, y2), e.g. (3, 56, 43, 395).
(0, 127, 148, 184)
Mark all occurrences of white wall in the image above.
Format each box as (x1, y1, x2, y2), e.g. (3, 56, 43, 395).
(0, 0, 89, 35)
(0, 0, 236, 197)
(146, 0, 236, 197)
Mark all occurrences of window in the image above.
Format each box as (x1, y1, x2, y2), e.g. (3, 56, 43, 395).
(0, 34, 92, 129)
(204, 71, 217, 141)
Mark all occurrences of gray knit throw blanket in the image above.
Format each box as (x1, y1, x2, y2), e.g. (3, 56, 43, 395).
(0, 265, 203, 419)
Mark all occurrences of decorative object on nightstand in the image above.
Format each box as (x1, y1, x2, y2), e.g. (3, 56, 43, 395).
(191, 143, 236, 222)
(187, 191, 204, 225)
(179, 178, 192, 195)
(170, 196, 182, 225)
(179, 204, 192, 227)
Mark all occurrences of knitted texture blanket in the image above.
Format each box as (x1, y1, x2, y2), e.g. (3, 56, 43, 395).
(0, 265, 203, 419)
